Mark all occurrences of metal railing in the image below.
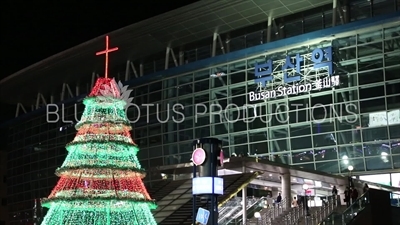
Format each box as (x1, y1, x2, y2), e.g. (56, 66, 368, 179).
(341, 191, 369, 225)
(318, 192, 369, 225)
(249, 197, 291, 225)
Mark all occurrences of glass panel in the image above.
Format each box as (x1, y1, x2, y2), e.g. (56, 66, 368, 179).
(358, 69, 384, 85)
(290, 125, 311, 138)
(393, 155, 400, 169)
(337, 130, 362, 145)
(230, 71, 246, 84)
(362, 127, 388, 142)
(194, 80, 209, 91)
(359, 85, 384, 100)
(178, 73, 193, 84)
(231, 145, 248, 156)
(339, 158, 364, 172)
(291, 136, 312, 150)
(271, 153, 291, 165)
(389, 124, 400, 139)
(339, 144, 363, 159)
(292, 150, 313, 164)
(250, 141, 268, 155)
(194, 70, 210, 81)
(213, 124, 228, 135)
(315, 147, 338, 161)
(363, 142, 390, 157)
(316, 160, 339, 173)
(231, 133, 248, 145)
(365, 156, 392, 170)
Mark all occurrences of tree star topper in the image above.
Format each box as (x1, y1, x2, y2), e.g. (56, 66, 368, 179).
(96, 35, 118, 78)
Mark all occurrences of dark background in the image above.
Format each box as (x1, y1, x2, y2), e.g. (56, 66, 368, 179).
(0, 0, 199, 123)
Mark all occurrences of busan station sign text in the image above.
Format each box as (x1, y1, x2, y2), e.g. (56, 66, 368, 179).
(249, 46, 340, 102)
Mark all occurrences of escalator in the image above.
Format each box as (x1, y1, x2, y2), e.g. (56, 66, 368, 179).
(319, 188, 397, 225)
(220, 197, 267, 225)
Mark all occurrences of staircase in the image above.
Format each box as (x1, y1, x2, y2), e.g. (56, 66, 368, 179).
(151, 179, 193, 223)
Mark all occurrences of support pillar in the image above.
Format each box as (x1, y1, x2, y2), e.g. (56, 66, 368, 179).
(267, 15, 273, 43)
(212, 33, 218, 57)
(179, 48, 184, 65)
(165, 47, 171, 70)
(226, 34, 231, 53)
(281, 173, 291, 209)
(332, 0, 337, 27)
(192, 138, 222, 225)
(242, 186, 248, 225)
(139, 63, 144, 76)
(170, 48, 179, 67)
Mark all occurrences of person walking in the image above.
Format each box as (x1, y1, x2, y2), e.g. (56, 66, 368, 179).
(344, 187, 351, 207)
(332, 185, 338, 206)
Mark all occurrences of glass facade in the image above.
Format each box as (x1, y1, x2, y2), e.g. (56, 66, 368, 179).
(128, 23, 400, 175)
(4, 2, 400, 224)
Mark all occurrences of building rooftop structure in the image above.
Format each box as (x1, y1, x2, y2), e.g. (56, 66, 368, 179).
(0, 0, 335, 106)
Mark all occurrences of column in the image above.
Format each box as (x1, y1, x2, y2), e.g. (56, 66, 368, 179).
(266, 15, 272, 43)
(281, 173, 291, 209)
(242, 186, 248, 225)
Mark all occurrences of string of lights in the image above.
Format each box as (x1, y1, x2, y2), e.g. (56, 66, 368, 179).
(40, 77, 157, 225)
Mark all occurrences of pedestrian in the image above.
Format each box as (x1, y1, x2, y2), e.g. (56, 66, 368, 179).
(292, 197, 299, 207)
(344, 187, 351, 207)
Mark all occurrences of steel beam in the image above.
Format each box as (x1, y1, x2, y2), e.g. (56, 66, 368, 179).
(226, 34, 231, 53)
(140, 63, 144, 77)
(212, 33, 218, 57)
(179, 46, 184, 65)
(336, 0, 345, 25)
(217, 34, 226, 54)
(15, 103, 27, 117)
(267, 15, 273, 43)
(61, 83, 74, 101)
(36, 93, 47, 109)
(165, 47, 171, 70)
(170, 48, 179, 67)
(125, 60, 130, 80)
(125, 60, 139, 80)
(332, 0, 337, 27)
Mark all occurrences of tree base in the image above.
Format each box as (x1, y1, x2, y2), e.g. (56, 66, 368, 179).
(41, 200, 157, 225)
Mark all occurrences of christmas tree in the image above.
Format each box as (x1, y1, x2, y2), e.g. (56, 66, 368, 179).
(40, 36, 157, 225)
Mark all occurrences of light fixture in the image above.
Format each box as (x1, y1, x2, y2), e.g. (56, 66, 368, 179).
(254, 212, 261, 218)
(302, 184, 309, 190)
(269, 174, 272, 177)
(348, 165, 354, 171)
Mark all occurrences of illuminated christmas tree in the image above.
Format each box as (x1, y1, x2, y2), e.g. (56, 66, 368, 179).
(40, 36, 157, 225)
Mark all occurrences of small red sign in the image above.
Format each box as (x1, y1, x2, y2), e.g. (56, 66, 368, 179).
(192, 148, 206, 166)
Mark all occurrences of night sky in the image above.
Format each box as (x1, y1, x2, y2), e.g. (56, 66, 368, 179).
(0, 0, 199, 123)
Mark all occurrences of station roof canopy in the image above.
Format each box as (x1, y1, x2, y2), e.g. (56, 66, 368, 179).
(0, 0, 332, 105)
(154, 157, 400, 194)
